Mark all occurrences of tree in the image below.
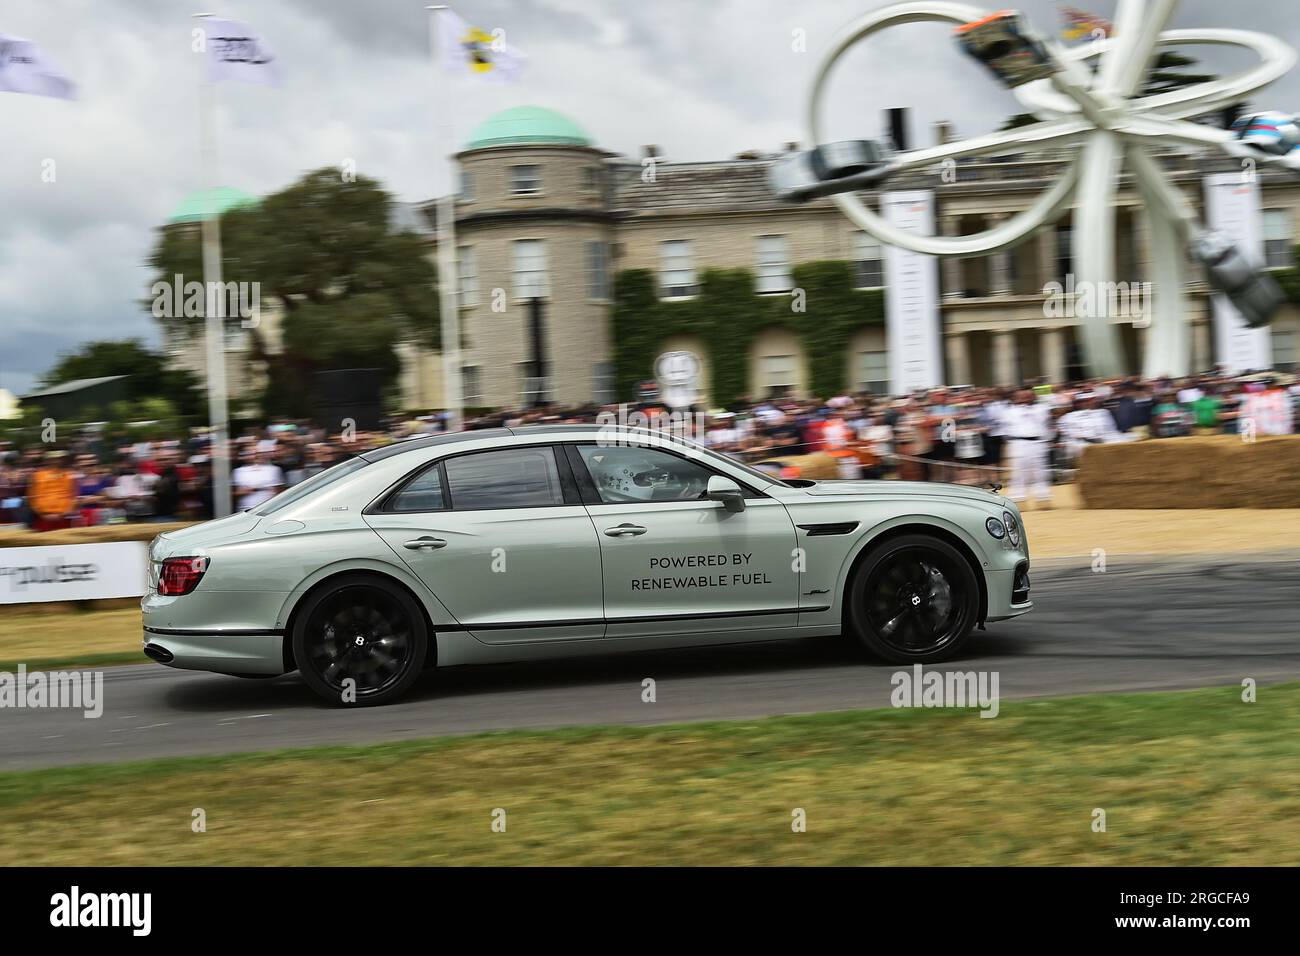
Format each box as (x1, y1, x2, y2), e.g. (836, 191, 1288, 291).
(147, 168, 438, 417)
(40, 339, 206, 422)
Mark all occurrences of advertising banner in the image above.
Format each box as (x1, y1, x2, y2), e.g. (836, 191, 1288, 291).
(0, 541, 149, 605)
(882, 190, 944, 393)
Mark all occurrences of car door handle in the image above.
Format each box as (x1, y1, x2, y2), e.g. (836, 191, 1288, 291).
(603, 524, 647, 537)
(403, 536, 448, 550)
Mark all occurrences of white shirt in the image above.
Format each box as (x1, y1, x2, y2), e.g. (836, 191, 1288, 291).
(999, 403, 1053, 441)
(233, 463, 284, 511)
(1058, 408, 1121, 445)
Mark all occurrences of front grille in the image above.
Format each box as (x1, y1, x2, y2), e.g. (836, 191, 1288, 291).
(1012, 562, 1031, 605)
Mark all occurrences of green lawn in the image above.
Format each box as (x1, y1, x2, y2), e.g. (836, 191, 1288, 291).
(0, 605, 143, 673)
(1, 683, 1297, 866)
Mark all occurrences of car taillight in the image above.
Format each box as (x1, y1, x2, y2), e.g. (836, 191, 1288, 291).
(158, 556, 209, 595)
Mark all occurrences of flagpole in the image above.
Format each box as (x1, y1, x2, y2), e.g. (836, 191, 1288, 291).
(194, 11, 233, 517)
(427, 4, 463, 433)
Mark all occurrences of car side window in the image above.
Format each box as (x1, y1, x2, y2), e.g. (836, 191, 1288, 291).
(387, 465, 447, 513)
(444, 447, 565, 510)
(575, 445, 717, 504)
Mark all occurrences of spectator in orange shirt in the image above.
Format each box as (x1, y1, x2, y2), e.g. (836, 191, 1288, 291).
(28, 450, 78, 532)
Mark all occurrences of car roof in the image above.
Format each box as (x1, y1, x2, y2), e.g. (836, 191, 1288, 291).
(359, 424, 689, 462)
(358, 427, 513, 462)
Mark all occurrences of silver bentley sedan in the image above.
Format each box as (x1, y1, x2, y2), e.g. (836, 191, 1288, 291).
(143, 425, 1032, 705)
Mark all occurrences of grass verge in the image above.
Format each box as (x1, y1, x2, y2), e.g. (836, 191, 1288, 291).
(0, 607, 142, 673)
(1, 683, 1297, 865)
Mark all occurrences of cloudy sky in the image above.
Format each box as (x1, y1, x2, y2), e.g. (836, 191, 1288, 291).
(2, 0, 1297, 395)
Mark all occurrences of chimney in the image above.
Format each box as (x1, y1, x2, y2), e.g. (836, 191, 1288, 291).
(884, 108, 910, 152)
(934, 120, 954, 146)
(785, 141, 800, 153)
(642, 145, 660, 160)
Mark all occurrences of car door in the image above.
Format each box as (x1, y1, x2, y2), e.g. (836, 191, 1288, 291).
(365, 444, 605, 644)
(566, 442, 799, 638)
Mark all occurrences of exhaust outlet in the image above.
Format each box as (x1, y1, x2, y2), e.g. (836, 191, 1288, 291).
(143, 643, 175, 664)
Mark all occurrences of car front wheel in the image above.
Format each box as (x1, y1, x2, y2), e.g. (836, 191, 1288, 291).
(292, 575, 429, 706)
(847, 534, 979, 663)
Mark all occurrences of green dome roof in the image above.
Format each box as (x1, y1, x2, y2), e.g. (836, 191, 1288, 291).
(169, 187, 259, 223)
(465, 105, 592, 150)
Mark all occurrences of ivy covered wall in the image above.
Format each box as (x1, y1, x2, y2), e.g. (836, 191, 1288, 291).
(611, 261, 885, 407)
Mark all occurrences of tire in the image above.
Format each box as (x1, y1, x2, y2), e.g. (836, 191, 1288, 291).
(292, 574, 429, 706)
(846, 534, 979, 663)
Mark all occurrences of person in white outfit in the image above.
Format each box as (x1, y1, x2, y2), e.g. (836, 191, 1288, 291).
(1057, 392, 1132, 464)
(999, 390, 1054, 506)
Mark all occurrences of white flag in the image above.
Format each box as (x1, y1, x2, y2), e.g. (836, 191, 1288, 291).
(0, 34, 75, 100)
(201, 18, 280, 86)
(435, 8, 526, 82)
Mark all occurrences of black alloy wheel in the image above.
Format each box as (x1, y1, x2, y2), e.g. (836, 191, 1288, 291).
(848, 534, 979, 663)
(293, 576, 429, 705)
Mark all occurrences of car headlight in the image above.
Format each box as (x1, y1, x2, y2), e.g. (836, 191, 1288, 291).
(985, 517, 1006, 540)
(1002, 510, 1021, 548)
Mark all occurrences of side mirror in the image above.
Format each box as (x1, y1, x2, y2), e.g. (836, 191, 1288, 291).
(706, 475, 746, 513)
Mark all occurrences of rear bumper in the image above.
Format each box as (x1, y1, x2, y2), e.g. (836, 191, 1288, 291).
(141, 587, 290, 675)
(142, 627, 286, 676)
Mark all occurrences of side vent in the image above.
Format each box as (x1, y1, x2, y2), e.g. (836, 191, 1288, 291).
(797, 521, 860, 537)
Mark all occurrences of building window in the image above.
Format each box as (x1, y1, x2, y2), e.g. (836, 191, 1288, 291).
(1272, 327, 1296, 372)
(762, 354, 796, 395)
(1055, 223, 1073, 282)
(756, 235, 793, 293)
(516, 362, 550, 405)
(583, 166, 603, 192)
(587, 240, 610, 300)
(457, 245, 478, 308)
(510, 164, 542, 195)
(853, 231, 884, 289)
(858, 351, 888, 394)
(592, 361, 613, 404)
(461, 365, 482, 407)
(1263, 208, 1293, 269)
(659, 240, 698, 298)
(459, 169, 474, 202)
(512, 239, 549, 299)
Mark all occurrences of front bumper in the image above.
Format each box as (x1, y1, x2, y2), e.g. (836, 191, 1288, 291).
(984, 559, 1032, 622)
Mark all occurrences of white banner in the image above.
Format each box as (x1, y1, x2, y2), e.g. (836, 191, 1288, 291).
(882, 191, 943, 393)
(202, 18, 280, 86)
(0, 541, 148, 605)
(1203, 173, 1272, 373)
(0, 33, 75, 100)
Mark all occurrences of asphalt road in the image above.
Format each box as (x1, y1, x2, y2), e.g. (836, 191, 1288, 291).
(4, 552, 1299, 770)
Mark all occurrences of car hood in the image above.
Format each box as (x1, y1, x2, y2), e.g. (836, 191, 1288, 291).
(798, 479, 1005, 507)
(151, 511, 262, 557)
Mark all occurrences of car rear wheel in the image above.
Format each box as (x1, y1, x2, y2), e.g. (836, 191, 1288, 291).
(847, 534, 979, 663)
(292, 575, 429, 706)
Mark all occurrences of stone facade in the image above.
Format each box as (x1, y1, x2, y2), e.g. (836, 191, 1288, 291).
(406, 116, 1300, 408)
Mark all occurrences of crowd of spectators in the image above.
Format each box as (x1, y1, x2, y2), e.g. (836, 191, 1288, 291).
(1, 367, 1294, 530)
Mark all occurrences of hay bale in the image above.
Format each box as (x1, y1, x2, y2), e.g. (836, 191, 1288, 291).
(0, 522, 193, 549)
(754, 452, 843, 480)
(1078, 435, 1300, 508)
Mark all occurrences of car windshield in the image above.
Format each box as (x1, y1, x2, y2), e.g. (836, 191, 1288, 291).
(250, 456, 370, 516)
